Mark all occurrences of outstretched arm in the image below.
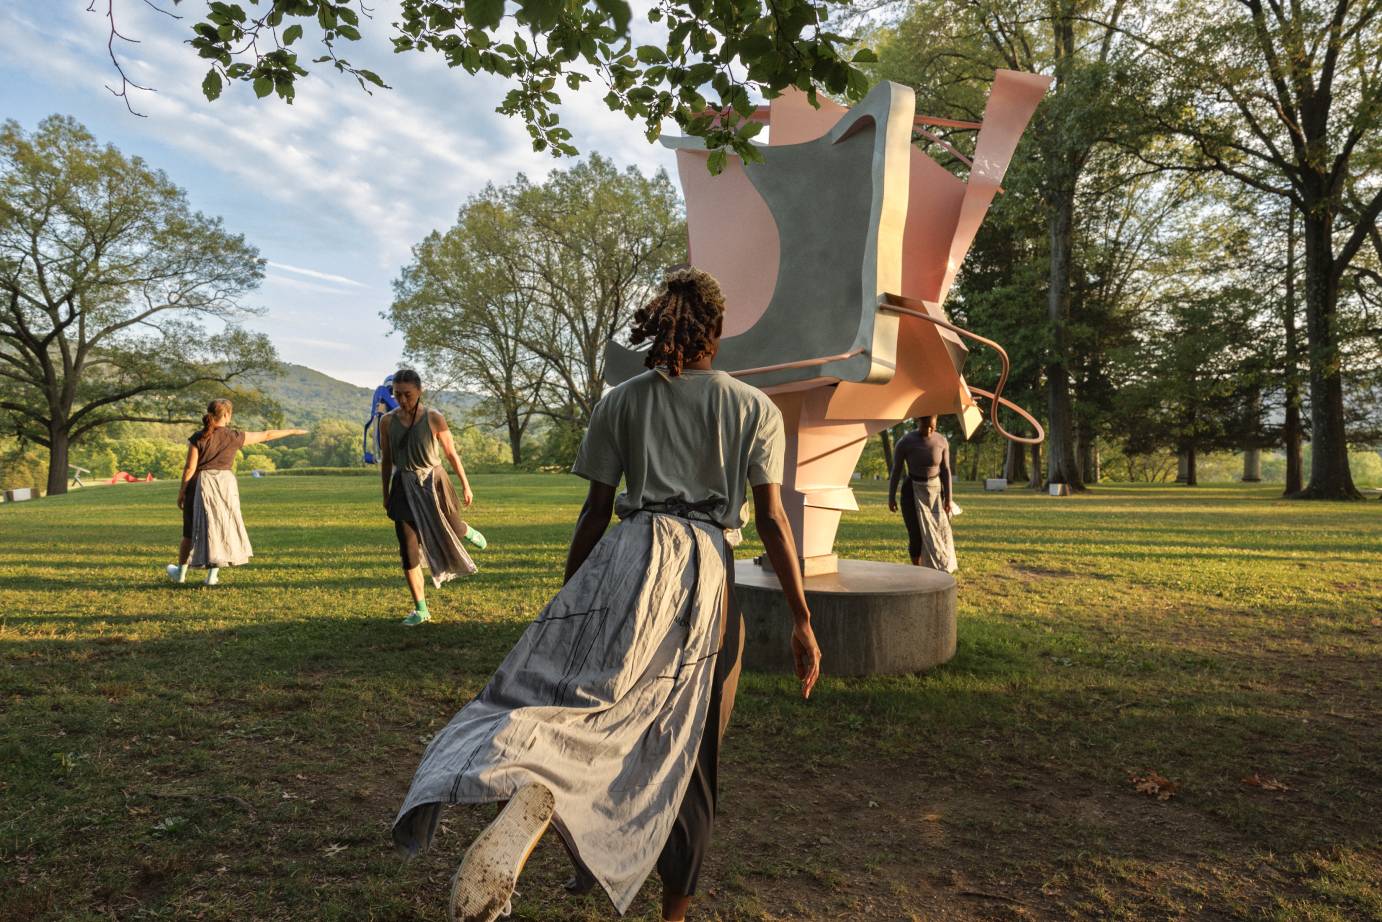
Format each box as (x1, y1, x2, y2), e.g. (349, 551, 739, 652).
(564, 481, 616, 583)
(432, 412, 474, 507)
(751, 482, 820, 699)
(243, 428, 308, 446)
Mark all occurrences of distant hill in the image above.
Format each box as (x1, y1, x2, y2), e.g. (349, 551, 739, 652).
(248, 364, 478, 424)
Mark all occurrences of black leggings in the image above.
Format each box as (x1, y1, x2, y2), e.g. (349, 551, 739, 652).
(395, 518, 422, 571)
(901, 479, 923, 560)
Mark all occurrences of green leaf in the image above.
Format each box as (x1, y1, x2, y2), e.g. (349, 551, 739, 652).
(283, 23, 303, 45)
(202, 68, 223, 101)
(636, 44, 667, 64)
(253, 75, 273, 98)
(851, 48, 878, 64)
(465, 0, 505, 30)
(707, 148, 726, 175)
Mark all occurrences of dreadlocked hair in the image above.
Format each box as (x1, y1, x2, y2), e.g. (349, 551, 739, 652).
(628, 267, 726, 377)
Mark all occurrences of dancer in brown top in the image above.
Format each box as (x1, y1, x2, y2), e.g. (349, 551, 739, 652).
(166, 398, 306, 586)
(888, 415, 957, 572)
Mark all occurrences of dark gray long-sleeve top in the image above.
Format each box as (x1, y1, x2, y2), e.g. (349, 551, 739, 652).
(888, 430, 952, 506)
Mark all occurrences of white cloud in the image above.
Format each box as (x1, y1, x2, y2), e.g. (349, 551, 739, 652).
(267, 262, 367, 288)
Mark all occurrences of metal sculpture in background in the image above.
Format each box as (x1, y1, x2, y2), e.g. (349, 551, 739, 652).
(606, 72, 1050, 580)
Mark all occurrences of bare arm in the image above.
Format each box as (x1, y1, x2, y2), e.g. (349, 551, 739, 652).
(564, 481, 616, 583)
(888, 435, 907, 512)
(751, 482, 821, 699)
(940, 441, 952, 512)
(243, 428, 308, 446)
(432, 412, 473, 506)
(379, 414, 393, 511)
(177, 445, 198, 509)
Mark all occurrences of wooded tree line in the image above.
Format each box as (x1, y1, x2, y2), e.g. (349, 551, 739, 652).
(864, 0, 1381, 499)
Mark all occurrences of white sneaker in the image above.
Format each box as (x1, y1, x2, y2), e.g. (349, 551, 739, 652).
(203, 569, 220, 586)
(448, 783, 554, 922)
(165, 564, 185, 584)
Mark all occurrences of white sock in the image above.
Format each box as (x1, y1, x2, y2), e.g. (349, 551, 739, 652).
(177, 564, 189, 580)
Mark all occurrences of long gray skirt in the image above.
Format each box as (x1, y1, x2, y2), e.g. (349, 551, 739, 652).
(189, 469, 252, 568)
(392, 512, 729, 914)
(909, 476, 956, 573)
(390, 465, 477, 587)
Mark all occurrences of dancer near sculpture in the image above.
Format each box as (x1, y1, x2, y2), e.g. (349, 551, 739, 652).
(165, 398, 306, 586)
(379, 368, 486, 626)
(392, 268, 822, 922)
(888, 415, 957, 573)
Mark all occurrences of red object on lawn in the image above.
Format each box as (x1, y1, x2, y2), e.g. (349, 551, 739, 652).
(108, 471, 155, 484)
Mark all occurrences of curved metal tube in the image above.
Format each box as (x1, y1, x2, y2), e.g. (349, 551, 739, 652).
(879, 295, 1044, 445)
(726, 348, 866, 379)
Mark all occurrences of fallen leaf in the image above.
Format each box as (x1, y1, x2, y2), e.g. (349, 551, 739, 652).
(1241, 773, 1290, 791)
(1130, 770, 1178, 801)
(323, 843, 346, 857)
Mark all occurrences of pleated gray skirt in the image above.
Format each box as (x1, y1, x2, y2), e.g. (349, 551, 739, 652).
(189, 469, 252, 568)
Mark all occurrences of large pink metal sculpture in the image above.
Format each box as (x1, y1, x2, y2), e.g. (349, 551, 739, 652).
(606, 73, 1051, 574)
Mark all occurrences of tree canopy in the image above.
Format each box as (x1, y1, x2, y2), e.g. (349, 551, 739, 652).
(0, 116, 277, 495)
(106, 0, 876, 165)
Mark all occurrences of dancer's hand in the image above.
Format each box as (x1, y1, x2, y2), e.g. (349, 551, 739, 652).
(888, 497, 898, 513)
(462, 484, 474, 507)
(791, 620, 821, 700)
(177, 490, 185, 510)
(944, 500, 952, 516)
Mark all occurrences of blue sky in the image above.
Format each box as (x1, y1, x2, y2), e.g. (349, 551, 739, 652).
(1, 1, 678, 387)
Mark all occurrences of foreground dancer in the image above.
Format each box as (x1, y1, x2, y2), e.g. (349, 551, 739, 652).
(379, 368, 485, 625)
(392, 268, 822, 922)
(888, 415, 957, 572)
(166, 399, 306, 586)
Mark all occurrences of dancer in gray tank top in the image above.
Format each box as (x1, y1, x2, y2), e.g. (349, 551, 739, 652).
(379, 368, 486, 626)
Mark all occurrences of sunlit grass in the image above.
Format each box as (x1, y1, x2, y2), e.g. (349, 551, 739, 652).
(1, 475, 1378, 920)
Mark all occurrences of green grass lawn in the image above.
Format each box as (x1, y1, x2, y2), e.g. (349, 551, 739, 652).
(1, 475, 1379, 921)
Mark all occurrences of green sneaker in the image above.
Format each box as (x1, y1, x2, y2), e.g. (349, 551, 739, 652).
(401, 610, 431, 626)
(463, 525, 487, 550)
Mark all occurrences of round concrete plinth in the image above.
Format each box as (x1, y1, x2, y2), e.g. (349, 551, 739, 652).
(735, 558, 956, 677)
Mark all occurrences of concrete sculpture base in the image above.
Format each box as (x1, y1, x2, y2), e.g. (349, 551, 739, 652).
(735, 558, 957, 677)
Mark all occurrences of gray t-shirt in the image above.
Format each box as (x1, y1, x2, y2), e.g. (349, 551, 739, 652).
(571, 369, 785, 529)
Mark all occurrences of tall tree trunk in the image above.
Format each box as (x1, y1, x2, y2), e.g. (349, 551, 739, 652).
(1184, 444, 1198, 486)
(1297, 204, 1360, 499)
(1176, 449, 1189, 483)
(505, 410, 524, 466)
(1003, 438, 1027, 482)
(1078, 432, 1098, 484)
(1283, 207, 1304, 496)
(1242, 448, 1262, 482)
(46, 427, 69, 497)
(1045, 176, 1085, 490)
(1028, 442, 1042, 490)
(880, 428, 894, 474)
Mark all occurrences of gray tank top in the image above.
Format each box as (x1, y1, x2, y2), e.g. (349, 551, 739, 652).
(388, 407, 443, 473)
